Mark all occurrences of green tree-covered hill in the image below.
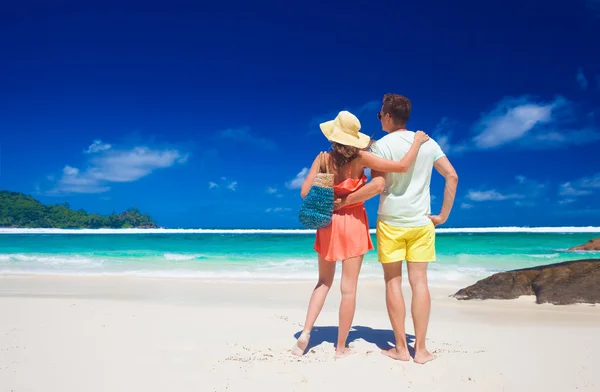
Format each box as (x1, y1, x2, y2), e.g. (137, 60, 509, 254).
(0, 191, 158, 228)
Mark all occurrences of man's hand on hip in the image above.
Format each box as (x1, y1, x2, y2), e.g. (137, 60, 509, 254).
(427, 214, 446, 226)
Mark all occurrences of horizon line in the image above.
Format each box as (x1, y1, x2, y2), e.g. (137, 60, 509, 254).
(1, 226, 599, 234)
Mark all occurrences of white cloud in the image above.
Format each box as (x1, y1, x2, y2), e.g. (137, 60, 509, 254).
(51, 165, 111, 194)
(87, 147, 187, 183)
(472, 97, 561, 149)
(559, 182, 592, 197)
(532, 127, 600, 147)
(63, 166, 79, 176)
(217, 127, 276, 150)
(431, 117, 468, 154)
(286, 168, 309, 189)
(460, 203, 474, 209)
(85, 140, 112, 154)
(579, 173, 600, 189)
(471, 96, 600, 150)
(559, 198, 576, 205)
(466, 190, 524, 201)
(426, 95, 599, 154)
(266, 207, 292, 213)
(576, 68, 588, 91)
(432, 117, 452, 152)
(48, 142, 187, 194)
(466, 175, 547, 203)
(513, 175, 546, 198)
(559, 173, 599, 197)
(357, 100, 380, 114)
(266, 187, 284, 198)
(435, 133, 452, 153)
(208, 178, 237, 191)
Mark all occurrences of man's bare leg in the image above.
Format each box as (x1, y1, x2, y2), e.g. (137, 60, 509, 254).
(381, 261, 410, 361)
(407, 262, 435, 364)
(335, 255, 363, 358)
(292, 256, 335, 356)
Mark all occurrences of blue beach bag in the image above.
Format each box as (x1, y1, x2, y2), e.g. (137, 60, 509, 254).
(298, 152, 335, 229)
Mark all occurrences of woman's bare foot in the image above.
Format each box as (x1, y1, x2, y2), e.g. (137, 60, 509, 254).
(334, 348, 354, 359)
(291, 332, 310, 356)
(381, 347, 411, 361)
(414, 350, 436, 364)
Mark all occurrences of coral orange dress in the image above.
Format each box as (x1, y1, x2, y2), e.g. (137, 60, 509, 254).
(314, 171, 374, 262)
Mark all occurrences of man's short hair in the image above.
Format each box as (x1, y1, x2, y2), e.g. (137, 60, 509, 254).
(382, 93, 411, 125)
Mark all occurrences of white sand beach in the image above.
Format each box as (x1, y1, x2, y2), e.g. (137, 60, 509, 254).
(1, 276, 599, 391)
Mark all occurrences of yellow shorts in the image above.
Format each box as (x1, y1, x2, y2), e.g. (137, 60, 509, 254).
(376, 219, 436, 263)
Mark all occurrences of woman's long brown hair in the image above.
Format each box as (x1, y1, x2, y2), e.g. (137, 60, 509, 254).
(329, 142, 360, 171)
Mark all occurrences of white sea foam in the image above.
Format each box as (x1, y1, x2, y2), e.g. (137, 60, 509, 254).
(0, 253, 103, 267)
(163, 253, 205, 261)
(1, 226, 599, 234)
(0, 254, 493, 285)
(0, 253, 96, 265)
(529, 253, 561, 259)
(0, 268, 321, 281)
(561, 249, 600, 254)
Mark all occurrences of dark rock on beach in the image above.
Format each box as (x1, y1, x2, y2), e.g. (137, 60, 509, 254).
(568, 237, 600, 251)
(453, 259, 600, 305)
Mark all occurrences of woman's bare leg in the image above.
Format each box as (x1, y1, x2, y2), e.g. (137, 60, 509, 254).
(335, 255, 363, 358)
(292, 255, 336, 356)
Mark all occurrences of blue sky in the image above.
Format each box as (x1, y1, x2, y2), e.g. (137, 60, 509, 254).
(1, 0, 599, 228)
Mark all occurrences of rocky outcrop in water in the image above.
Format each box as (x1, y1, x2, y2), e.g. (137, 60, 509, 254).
(453, 259, 600, 305)
(569, 238, 600, 251)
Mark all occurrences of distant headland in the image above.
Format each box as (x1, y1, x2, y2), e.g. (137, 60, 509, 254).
(0, 191, 158, 229)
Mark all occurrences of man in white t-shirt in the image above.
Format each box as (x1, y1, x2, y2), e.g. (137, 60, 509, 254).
(337, 93, 458, 364)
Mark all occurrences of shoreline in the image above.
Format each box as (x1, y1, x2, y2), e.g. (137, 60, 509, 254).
(2, 274, 599, 310)
(0, 270, 478, 288)
(0, 274, 471, 295)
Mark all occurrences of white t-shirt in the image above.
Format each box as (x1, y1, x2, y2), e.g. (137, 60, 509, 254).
(370, 130, 446, 227)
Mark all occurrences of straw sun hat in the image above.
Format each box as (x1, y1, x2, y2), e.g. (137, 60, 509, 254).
(319, 111, 370, 149)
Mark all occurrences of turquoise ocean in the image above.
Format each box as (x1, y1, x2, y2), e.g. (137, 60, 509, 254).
(1, 229, 598, 286)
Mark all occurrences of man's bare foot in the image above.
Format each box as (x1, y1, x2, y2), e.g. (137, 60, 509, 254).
(381, 347, 411, 361)
(291, 332, 310, 356)
(414, 350, 436, 364)
(335, 348, 354, 359)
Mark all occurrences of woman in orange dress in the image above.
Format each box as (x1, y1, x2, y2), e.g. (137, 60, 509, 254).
(292, 110, 429, 358)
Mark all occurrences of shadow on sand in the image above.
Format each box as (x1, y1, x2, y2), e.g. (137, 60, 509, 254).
(294, 326, 415, 355)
